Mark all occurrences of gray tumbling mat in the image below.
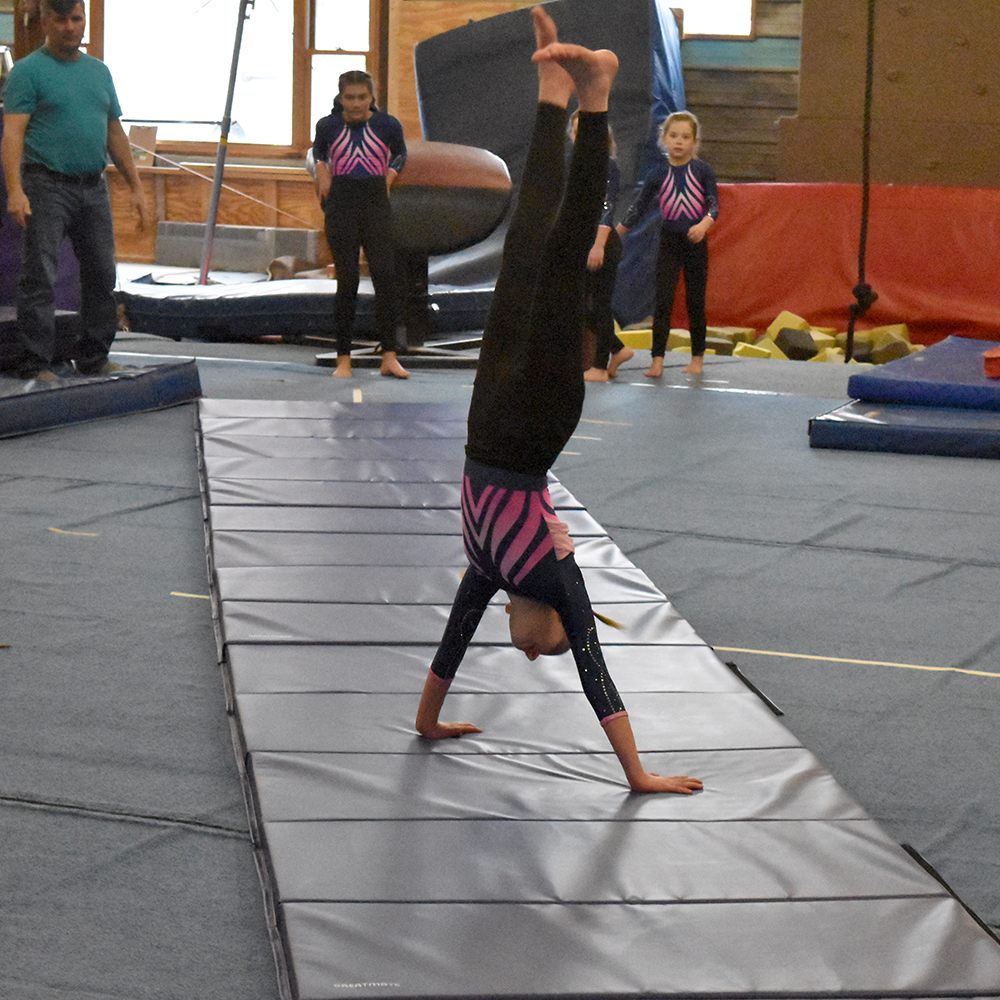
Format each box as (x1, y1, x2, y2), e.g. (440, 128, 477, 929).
(198, 399, 1000, 1000)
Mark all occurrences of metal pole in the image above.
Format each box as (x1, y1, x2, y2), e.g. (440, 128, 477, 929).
(199, 0, 255, 285)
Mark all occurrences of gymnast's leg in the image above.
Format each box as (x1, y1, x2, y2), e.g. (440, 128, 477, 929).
(468, 9, 618, 470)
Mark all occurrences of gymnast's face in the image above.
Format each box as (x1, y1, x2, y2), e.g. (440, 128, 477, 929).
(339, 84, 374, 124)
(663, 120, 696, 165)
(506, 595, 570, 660)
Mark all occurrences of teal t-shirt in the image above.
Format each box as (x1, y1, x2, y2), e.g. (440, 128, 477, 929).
(4, 47, 123, 175)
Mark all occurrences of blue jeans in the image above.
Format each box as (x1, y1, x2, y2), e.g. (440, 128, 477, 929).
(14, 169, 118, 375)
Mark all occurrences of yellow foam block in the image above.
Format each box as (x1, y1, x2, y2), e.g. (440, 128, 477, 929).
(765, 310, 810, 340)
(618, 329, 652, 350)
(671, 347, 716, 355)
(733, 341, 772, 359)
(808, 346, 846, 363)
(666, 328, 691, 351)
(808, 330, 837, 350)
(907, 343, 925, 354)
(708, 326, 757, 344)
(868, 323, 911, 345)
(758, 337, 789, 360)
(835, 329, 874, 348)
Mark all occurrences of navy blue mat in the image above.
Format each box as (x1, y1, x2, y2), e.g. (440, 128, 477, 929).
(848, 335, 1000, 410)
(198, 397, 1000, 1000)
(0, 360, 201, 438)
(809, 399, 1000, 458)
(119, 274, 492, 341)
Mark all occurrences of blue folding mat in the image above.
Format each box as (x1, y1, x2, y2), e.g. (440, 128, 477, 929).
(198, 398, 1000, 999)
(810, 336, 1000, 457)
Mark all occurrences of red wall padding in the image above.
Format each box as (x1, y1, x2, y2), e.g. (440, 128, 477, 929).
(701, 184, 1000, 344)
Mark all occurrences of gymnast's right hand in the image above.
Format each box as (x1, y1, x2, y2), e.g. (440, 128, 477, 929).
(416, 720, 484, 740)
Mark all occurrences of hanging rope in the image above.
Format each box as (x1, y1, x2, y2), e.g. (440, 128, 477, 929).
(845, 0, 879, 362)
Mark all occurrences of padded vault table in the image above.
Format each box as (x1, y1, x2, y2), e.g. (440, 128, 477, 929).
(198, 398, 1000, 1000)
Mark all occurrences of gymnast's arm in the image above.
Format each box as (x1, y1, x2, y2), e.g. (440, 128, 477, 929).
(615, 164, 664, 236)
(550, 558, 704, 794)
(416, 568, 498, 739)
(311, 117, 334, 200)
(384, 114, 407, 191)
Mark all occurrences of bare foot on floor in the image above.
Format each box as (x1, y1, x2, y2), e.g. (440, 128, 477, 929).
(584, 367, 609, 382)
(380, 352, 410, 379)
(645, 356, 664, 378)
(334, 356, 352, 378)
(607, 345, 634, 377)
(531, 7, 618, 112)
(683, 355, 704, 376)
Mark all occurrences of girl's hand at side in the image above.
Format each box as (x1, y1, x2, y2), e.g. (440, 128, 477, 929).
(687, 218, 712, 244)
(587, 244, 605, 271)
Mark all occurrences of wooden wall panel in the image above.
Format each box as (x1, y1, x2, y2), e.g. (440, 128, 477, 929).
(108, 173, 157, 264)
(779, 0, 1000, 184)
(755, 0, 802, 39)
(110, 167, 330, 265)
(683, 68, 798, 182)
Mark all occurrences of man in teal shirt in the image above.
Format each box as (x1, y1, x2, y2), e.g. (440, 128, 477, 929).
(1, 0, 148, 381)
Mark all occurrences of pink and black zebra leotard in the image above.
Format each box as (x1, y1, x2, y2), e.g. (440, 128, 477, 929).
(311, 108, 406, 179)
(619, 156, 718, 233)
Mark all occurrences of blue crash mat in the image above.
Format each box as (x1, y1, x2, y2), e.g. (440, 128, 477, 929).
(198, 396, 1000, 999)
(119, 272, 493, 341)
(847, 335, 1000, 410)
(809, 398, 1000, 458)
(0, 360, 201, 438)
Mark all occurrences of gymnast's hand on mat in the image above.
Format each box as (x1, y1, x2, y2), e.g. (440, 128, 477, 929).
(416, 671, 483, 740)
(627, 772, 704, 795)
(417, 719, 484, 740)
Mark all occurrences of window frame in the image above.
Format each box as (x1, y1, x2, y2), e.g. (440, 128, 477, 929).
(85, 0, 384, 160)
(676, 0, 757, 41)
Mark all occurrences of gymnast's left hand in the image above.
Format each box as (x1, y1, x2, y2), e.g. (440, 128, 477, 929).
(417, 720, 484, 740)
(687, 218, 712, 244)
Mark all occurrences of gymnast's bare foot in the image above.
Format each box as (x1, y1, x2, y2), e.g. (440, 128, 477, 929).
(584, 367, 609, 382)
(683, 355, 704, 376)
(645, 356, 664, 378)
(334, 355, 352, 378)
(531, 7, 618, 112)
(608, 344, 634, 377)
(380, 351, 410, 378)
(531, 5, 574, 108)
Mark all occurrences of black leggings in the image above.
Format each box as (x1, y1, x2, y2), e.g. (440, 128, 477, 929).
(585, 226, 625, 369)
(324, 175, 401, 357)
(467, 103, 609, 476)
(651, 228, 709, 358)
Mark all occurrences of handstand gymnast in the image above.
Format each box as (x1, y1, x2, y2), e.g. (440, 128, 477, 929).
(415, 6, 703, 796)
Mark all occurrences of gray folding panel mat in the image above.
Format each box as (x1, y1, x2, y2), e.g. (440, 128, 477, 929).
(197, 399, 1000, 1000)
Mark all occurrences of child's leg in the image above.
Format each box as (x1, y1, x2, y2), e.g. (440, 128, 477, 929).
(683, 240, 709, 357)
(651, 229, 683, 357)
(587, 226, 622, 370)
